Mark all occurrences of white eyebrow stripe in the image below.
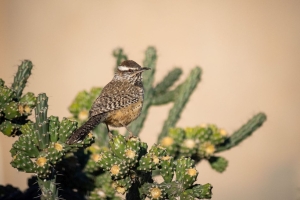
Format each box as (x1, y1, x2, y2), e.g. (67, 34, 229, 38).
(118, 66, 138, 71)
(118, 66, 129, 71)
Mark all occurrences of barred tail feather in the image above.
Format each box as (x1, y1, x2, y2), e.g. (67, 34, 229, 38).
(66, 115, 102, 144)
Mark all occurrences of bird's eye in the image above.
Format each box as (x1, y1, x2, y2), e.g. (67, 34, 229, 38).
(128, 69, 133, 72)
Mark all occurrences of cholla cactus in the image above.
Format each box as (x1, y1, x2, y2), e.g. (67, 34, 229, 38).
(160, 124, 228, 172)
(10, 93, 94, 199)
(0, 47, 267, 200)
(88, 172, 122, 200)
(96, 132, 212, 200)
(0, 60, 36, 136)
(159, 112, 266, 173)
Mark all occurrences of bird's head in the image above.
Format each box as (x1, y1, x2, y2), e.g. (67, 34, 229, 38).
(115, 60, 150, 83)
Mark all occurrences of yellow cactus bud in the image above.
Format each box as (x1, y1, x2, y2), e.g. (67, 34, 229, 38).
(125, 149, 136, 159)
(91, 154, 102, 162)
(204, 142, 215, 155)
(187, 168, 197, 177)
(150, 187, 162, 199)
(18, 104, 24, 114)
(111, 182, 118, 189)
(219, 128, 227, 136)
(54, 143, 63, 151)
(116, 186, 126, 194)
(24, 105, 31, 114)
(152, 155, 160, 164)
(161, 136, 174, 147)
(110, 165, 120, 175)
(36, 157, 47, 167)
(161, 156, 171, 161)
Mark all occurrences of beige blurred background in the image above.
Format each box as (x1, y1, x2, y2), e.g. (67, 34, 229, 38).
(1, 1, 300, 199)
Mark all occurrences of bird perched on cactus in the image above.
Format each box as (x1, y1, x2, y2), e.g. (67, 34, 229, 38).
(67, 60, 150, 144)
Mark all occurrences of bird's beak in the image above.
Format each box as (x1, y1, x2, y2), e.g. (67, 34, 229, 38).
(141, 67, 151, 71)
(134, 67, 150, 74)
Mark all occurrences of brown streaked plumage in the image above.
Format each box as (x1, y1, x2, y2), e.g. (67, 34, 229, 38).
(66, 60, 150, 144)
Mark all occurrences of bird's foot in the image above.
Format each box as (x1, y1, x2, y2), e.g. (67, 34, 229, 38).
(128, 132, 134, 138)
(108, 132, 114, 139)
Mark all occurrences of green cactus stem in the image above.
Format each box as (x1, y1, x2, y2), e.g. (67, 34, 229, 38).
(158, 113, 266, 173)
(2, 102, 22, 120)
(37, 176, 59, 200)
(175, 157, 197, 189)
(89, 172, 122, 200)
(160, 156, 175, 183)
(11, 60, 33, 99)
(140, 180, 212, 200)
(0, 120, 20, 136)
(10, 151, 35, 173)
(208, 156, 228, 173)
(215, 112, 267, 153)
(34, 94, 49, 149)
(10, 92, 94, 198)
(158, 67, 202, 141)
(0, 86, 16, 105)
(141, 183, 167, 200)
(19, 92, 36, 115)
(186, 183, 213, 199)
(152, 68, 182, 96)
(0, 80, 36, 137)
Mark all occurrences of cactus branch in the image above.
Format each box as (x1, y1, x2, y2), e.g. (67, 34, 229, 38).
(151, 89, 176, 105)
(153, 68, 182, 96)
(37, 175, 59, 200)
(158, 67, 202, 141)
(215, 112, 267, 153)
(34, 93, 49, 150)
(11, 60, 33, 99)
(152, 83, 186, 106)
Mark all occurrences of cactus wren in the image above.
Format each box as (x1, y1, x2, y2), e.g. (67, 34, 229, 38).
(66, 60, 150, 144)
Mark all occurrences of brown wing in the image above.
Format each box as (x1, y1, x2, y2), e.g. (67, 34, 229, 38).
(89, 81, 142, 117)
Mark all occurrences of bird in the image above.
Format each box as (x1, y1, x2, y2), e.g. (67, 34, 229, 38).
(66, 60, 150, 144)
